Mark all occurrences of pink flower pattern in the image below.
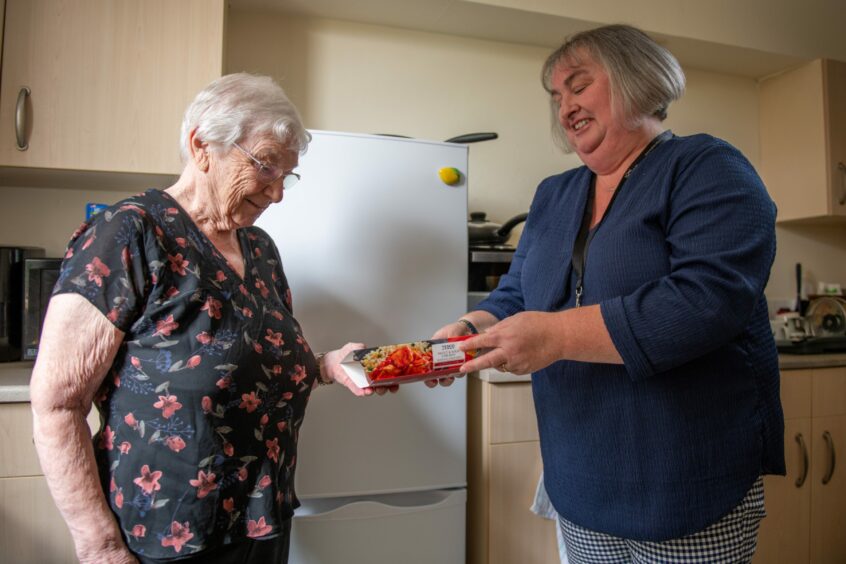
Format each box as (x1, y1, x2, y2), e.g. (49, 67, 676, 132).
(56, 189, 317, 558)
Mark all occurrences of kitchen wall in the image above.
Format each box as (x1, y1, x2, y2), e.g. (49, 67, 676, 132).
(225, 9, 846, 301)
(0, 8, 841, 302)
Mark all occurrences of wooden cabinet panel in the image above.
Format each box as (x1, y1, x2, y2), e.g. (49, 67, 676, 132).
(759, 59, 846, 222)
(758, 368, 846, 563)
(825, 60, 846, 214)
(781, 369, 813, 419)
(0, 0, 225, 174)
(0, 475, 78, 563)
(0, 402, 100, 478)
(809, 414, 846, 564)
(489, 382, 539, 444)
(489, 442, 559, 564)
(754, 417, 812, 564)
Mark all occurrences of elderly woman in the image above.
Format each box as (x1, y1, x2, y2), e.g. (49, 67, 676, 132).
(438, 25, 784, 563)
(30, 73, 390, 563)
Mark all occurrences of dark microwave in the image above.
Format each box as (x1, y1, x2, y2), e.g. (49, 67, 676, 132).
(22, 258, 63, 360)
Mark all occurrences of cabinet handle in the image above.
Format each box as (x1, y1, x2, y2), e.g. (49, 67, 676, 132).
(796, 432, 809, 488)
(822, 430, 836, 485)
(839, 162, 846, 206)
(15, 86, 31, 151)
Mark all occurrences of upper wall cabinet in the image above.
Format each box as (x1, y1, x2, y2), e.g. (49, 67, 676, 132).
(0, 0, 226, 176)
(760, 59, 846, 223)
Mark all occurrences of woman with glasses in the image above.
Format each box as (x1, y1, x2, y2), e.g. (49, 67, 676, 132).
(29, 73, 392, 563)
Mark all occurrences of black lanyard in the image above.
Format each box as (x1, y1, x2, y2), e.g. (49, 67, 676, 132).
(571, 131, 670, 307)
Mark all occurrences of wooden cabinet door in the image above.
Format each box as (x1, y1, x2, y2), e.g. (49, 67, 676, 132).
(825, 60, 846, 217)
(488, 441, 560, 564)
(753, 418, 812, 564)
(759, 59, 829, 221)
(0, 475, 79, 563)
(0, 0, 225, 174)
(810, 415, 846, 564)
(809, 367, 846, 563)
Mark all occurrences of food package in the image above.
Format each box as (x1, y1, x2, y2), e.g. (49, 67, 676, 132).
(340, 336, 477, 387)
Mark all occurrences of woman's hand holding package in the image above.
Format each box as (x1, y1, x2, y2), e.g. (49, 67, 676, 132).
(456, 311, 566, 375)
(322, 342, 399, 395)
(456, 306, 622, 375)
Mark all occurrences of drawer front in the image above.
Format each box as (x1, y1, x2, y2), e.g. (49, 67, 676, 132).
(489, 442, 560, 564)
(781, 370, 812, 420)
(0, 403, 99, 478)
(489, 382, 539, 444)
(812, 367, 846, 417)
(0, 475, 79, 563)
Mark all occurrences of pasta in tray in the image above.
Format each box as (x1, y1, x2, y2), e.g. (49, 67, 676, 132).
(350, 337, 476, 384)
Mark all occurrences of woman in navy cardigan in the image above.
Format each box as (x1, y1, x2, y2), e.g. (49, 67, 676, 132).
(438, 24, 784, 563)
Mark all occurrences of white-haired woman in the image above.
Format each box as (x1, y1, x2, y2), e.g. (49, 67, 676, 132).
(437, 25, 783, 562)
(30, 73, 387, 563)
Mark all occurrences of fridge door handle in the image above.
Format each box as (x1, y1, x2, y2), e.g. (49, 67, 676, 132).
(295, 489, 466, 521)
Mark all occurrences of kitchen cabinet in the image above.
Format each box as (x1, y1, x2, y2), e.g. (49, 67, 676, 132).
(0, 401, 99, 563)
(754, 367, 846, 564)
(759, 59, 846, 222)
(468, 376, 560, 564)
(0, 0, 226, 176)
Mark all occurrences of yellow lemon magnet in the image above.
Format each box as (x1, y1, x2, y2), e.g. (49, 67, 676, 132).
(438, 167, 462, 185)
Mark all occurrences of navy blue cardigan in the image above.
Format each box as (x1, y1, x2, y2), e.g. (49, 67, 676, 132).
(477, 133, 784, 541)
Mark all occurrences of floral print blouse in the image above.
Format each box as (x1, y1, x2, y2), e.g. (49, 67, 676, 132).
(53, 189, 319, 559)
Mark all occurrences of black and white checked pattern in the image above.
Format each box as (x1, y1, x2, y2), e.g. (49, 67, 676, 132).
(558, 477, 765, 564)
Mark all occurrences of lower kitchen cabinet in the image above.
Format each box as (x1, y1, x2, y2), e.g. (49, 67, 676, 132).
(468, 376, 560, 564)
(0, 401, 99, 563)
(0, 475, 79, 563)
(754, 368, 846, 564)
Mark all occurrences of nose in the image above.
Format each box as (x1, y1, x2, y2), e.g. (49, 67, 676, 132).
(266, 180, 284, 204)
(558, 94, 576, 125)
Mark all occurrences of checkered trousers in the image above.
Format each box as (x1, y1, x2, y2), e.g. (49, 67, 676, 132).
(558, 477, 765, 564)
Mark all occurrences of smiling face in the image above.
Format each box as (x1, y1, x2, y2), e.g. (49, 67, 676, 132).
(214, 136, 299, 228)
(548, 50, 642, 173)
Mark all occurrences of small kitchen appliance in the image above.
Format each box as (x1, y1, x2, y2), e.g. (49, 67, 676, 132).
(22, 257, 63, 360)
(774, 296, 846, 354)
(0, 246, 45, 361)
(467, 211, 526, 292)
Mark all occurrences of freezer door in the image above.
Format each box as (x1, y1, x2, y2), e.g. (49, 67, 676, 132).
(255, 131, 468, 497)
(290, 489, 466, 564)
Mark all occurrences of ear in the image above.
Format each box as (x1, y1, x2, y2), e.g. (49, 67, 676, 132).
(188, 127, 211, 172)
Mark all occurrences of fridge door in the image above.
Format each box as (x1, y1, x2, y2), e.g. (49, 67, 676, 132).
(290, 489, 466, 564)
(255, 131, 468, 497)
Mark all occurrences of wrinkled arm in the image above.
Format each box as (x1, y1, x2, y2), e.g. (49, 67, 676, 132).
(30, 294, 135, 564)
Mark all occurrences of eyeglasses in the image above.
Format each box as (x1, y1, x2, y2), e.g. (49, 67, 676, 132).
(233, 142, 301, 190)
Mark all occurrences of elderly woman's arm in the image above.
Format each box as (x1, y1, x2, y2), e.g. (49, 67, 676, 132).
(30, 294, 136, 564)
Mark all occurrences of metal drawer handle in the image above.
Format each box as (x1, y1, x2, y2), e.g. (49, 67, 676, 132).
(15, 86, 31, 151)
(822, 430, 836, 485)
(839, 162, 846, 206)
(795, 433, 809, 487)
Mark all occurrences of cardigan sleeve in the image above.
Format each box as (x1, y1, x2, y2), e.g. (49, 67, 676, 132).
(601, 140, 776, 381)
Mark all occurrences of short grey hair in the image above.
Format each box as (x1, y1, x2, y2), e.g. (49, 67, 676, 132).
(179, 73, 311, 161)
(541, 24, 685, 153)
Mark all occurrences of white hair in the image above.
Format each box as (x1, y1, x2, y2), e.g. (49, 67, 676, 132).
(179, 73, 311, 161)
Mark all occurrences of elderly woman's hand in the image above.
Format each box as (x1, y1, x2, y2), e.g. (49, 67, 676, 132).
(321, 343, 399, 396)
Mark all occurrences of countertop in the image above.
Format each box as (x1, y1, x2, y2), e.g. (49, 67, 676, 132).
(474, 354, 846, 384)
(3, 355, 846, 401)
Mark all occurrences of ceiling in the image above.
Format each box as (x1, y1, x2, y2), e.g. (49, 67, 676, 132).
(228, 0, 825, 78)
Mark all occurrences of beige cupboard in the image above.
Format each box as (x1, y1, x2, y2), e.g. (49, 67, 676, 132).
(0, 0, 226, 176)
(0, 401, 99, 563)
(754, 367, 846, 564)
(759, 59, 846, 222)
(468, 377, 560, 564)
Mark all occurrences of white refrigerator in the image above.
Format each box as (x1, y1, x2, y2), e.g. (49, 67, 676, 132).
(255, 131, 468, 563)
